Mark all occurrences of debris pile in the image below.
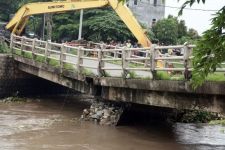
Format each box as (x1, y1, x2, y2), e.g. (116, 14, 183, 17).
(81, 101, 123, 125)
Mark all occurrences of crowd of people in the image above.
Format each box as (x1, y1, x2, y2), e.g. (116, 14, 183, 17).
(101, 40, 184, 57)
(65, 38, 184, 58)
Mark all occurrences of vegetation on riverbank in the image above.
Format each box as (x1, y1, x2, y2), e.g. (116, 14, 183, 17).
(209, 120, 225, 126)
(174, 109, 225, 124)
(1, 97, 29, 103)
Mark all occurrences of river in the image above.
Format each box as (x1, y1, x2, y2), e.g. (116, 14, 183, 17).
(0, 96, 224, 150)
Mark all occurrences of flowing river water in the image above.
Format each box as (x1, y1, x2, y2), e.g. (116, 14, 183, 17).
(0, 96, 225, 150)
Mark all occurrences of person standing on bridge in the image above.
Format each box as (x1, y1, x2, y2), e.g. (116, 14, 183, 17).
(126, 40, 132, 48)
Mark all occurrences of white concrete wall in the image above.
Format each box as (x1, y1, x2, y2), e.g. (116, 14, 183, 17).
(128, 0, 165, 27)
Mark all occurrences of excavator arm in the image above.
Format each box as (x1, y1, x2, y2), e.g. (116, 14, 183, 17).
(6, 0, 151, 47)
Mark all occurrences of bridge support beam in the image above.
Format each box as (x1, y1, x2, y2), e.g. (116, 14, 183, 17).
(101, 86, 225, 114)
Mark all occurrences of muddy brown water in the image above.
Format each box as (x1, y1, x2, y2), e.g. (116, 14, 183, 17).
(0, 96, 225, 150)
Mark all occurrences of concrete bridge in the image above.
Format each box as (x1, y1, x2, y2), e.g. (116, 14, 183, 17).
(4, 34, 225, 113)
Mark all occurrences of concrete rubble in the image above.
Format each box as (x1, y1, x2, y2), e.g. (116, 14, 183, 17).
(81, 101, 123, 125)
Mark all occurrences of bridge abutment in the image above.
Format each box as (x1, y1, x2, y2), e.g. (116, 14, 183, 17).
(0, 54, 73, 97)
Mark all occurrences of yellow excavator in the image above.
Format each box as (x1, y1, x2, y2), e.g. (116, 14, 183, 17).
(6, 0, 151, 47)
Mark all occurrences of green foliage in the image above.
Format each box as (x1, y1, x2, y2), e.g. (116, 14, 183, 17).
(209, 120, 225, 126)
(0, 0, 20, 21)
(48, 58, 60, 67)
(82, 68, 95, 76)
(152, 16, 178, 45)
(155, 71, 171, 80)
(127, 71, 138, 78)
(180, 110, 217, 123)
(63, 63, 75, 71)
(22, 51, 32, 59)
(14, 49, 22, 55)
(0, 0, 50, 21)
(0, 42, 10, 53)
(52, 8, 135, 43)
(177, 20, 187, 39)
(206, 73, 225, 82)
(70, 48, 78, 55)
(35, 55, 45, 62)
(152, 15, 200, 45)
(191, 7, 225, 88)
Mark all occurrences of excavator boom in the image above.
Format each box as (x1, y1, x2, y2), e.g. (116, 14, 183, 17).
(6, 0, 151, 47)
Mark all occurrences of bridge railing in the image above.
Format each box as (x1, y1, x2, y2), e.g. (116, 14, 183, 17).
(10, 34, 225, 79)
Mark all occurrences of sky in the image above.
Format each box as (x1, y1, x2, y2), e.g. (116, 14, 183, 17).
(165, 0, 225, 35)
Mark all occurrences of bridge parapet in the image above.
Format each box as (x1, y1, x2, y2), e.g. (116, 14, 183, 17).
(9, 34, 225, 81)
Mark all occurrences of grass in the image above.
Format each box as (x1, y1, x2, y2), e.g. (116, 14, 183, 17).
(35, 55, 46, 62)
(0, 42, 10, 53)
(206, 72, 225, 82)
(155, 71, 171, 80)
(70, 48, 78, 55)
(13, 49, 76, 71)
(63, 63, 75, 71)
(209, 120, 225, 126)
(48, 58, 60, 67)
(108, 60, 122, 65)
(129, 63, 145, 68)
(14, 49, 22, 56)
(82, 68, 95, 76)
(23, 51, 33, 59)
(127, 71, 139, 78)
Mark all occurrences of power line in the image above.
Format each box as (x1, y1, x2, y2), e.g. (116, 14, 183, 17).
(130, 2, 219, 12)
(163, 4, 218, 12)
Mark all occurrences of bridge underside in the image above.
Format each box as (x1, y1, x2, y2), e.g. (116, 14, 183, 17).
(14, 56, 225, 114)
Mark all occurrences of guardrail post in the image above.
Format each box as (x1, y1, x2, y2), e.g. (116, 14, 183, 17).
(77, 46, 83, 75)
(114, 46, 118, 58)
(144, 48, 151, 68)
(97, 44, 105, 77)
(60, 44, 66, 73)
(10, 34, 14, 54)
(150, 45, 157, 79)
(21, 36, 25, 56)
(122, 47, 129, 78)
(183, 42, 191, 80)
(31, 38, 36, 61)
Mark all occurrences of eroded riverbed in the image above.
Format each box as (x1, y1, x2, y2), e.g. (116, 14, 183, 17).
(0, 97, 224, 150)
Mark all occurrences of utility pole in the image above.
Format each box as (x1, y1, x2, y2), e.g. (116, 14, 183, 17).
(78, 9, 83, 40)
(46, 13, 53, 41)
(42, 14, 46, 40)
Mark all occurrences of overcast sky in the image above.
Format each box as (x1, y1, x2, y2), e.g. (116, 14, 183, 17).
(165, 0, 225, 35)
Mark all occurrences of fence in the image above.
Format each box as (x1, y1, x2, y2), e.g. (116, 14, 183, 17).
(10, 34, 225, 79)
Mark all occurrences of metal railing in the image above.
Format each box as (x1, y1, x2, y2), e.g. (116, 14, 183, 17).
(10, 34, 225, 79)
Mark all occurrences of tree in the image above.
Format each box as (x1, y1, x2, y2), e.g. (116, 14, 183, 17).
(152, 17, 178, 45)
(187, 28, 200, 40)
(191, 7, 225, 88)
(52, 8, 135, 42)
(0, 0, 21, 21)
(178, 20, 187, 39)
(180, 0, 225, 88)
(151, 15, 197, 45)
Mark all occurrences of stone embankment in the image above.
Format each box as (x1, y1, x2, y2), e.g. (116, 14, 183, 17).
(81, 101, 123, 125)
